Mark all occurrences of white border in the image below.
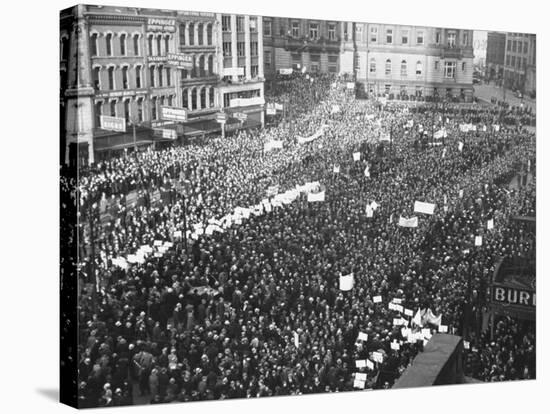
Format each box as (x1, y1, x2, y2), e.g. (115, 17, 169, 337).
(0, 1, 546, 414)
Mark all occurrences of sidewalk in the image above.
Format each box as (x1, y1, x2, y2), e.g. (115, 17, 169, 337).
(473, 82, 536, 112)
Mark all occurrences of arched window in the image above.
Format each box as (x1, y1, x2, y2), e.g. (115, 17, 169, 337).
(191, 55, 197, 78)
(200, 88, 206, 109)
(182, 88, 188, 108)
(199, 56, 205, 77)
(385, 59, 392, 75)
(107, 67, 115, 89)
(122, 66, 129, 89)
(133, 34, 140, 55)
(416, 61, 422, 75)
(90, 33, 98, 56)
(165, 36, 170, 54)
(106, 33, 113, 56)
(166, 67, 171, 86)
(400, 60, 407, 76)
(188, 23, 195, 45)
(120, 33, 126, 56)
(181, 68, 188, 79)
(110, 100, 117, 117)
(191, 89, 197, 110)
(208, 55, 214, 75)
(94, 102, 102, 128)
(137, 98, 144, 122)
(207, 24, 213, 45)
(135, 66, 142, 89)
(209, 87, 215, 107)
(369, 58, 376, 73)
(158, 65, 164, 87)
(123, 99, 130, 123)
(168, 95, 173, 106)
(198, 24, 203, 45)
(149, 66, 155, 87)
(156, 35, 162, 56)
(147, 35, 153, 55)
(92, 67, 100, 90)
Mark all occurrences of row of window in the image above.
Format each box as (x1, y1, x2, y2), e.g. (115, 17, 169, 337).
(222, 41, 259, 57)
(221, 15, 259, 33)
(91, 65, 173, 91)
(368, 59, 466, 78)
(89, 33, 174, 57)
(506, 39, 530, 55)
(179, 23, 214, 46)
(264, 20, 338, 41)
(182, 87, 216, 111)
(95, 94, 174, 125)
(370, 84, 467, 97)
(506, 55, 528, 70)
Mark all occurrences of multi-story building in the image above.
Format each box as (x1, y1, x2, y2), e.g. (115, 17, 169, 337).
(262, 17, 343, 79)
(216, 13, 265, 131)
(361, 25, 474, 101)
(503, 33, 536, 96)
(486, 32, 506, 83)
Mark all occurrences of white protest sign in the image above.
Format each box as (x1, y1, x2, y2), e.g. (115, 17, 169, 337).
(438, 325, 448, 333)
(294, 331, 299, 347)
(475, 236, 483, 246)
(358, 332, 369, 341)
(355, 360, 367, 368)
(333, 165, 340, 174)
(307, 191, 326, 203)
(464, 341, 470, 350)
(373, 295, 382, 303)
(392, 298, 402, 304)
(353, 152, 361, 161)
(398, 216, 418, 228)
(154, 240, 163, 246)
(356, 372, 367, 382)
(372, 352, 384, 363)
(459, 189, 464, 198)
(390, 341, 400, 351)
(458, 142, 464, 152)
(339, 273, 354, 291)
(366, 359, 374, 370)
(487, 219, 494, 230)
(404, 309, 413, 317)
(414, 201, 436, 215)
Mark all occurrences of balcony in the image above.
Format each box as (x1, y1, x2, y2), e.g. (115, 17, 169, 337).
(440, 46, 463, 59)
(284, 35, 341, 53)
(180, 74, 219, 87)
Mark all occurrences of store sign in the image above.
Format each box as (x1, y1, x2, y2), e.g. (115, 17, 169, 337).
(492, 286, 536, 308)
(147, 18, 176, 32)
(167, 53, 193, 69)
(229, 97, 265, 108)
(100, 115, 126, 132)
(223, 67, 245, 77)
(148, 56, 167, 63)
(215, 112, 228, 123)
(161, 106, 187, 122)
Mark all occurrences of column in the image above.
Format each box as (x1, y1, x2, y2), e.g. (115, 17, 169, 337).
(244, 15, 251, 80)
(193, 22, 199, 45)
(187, 89, 193, 111)
(185, 23, 190, 46)
(257, 17, 264, 79)
(231, 14, 238, 81)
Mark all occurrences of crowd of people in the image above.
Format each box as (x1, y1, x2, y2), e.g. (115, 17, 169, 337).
(72, 72, 536, 407)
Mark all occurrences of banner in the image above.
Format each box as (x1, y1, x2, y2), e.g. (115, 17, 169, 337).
(307, 190, 326, 202)
(414, 201, 436, 215)
(398, 216, 418, 228)
(267, 185, 280, 197)
(279, 68, 293, 75)
(339, 273, 354, 291)
(161, 106, 187, 122)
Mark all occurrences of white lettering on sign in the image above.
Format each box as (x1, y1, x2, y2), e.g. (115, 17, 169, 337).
(519, 291, 530, 305)
(495, 287, 506, 302)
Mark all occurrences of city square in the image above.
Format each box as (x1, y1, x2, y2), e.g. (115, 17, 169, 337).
(59, 5, 536, 408)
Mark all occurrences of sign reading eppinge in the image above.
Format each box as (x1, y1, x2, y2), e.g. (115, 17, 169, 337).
(161, 106, 188, 122)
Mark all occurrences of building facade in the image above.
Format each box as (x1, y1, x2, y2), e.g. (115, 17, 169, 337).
(262, 17, 343, 78)
(359, 25, 474, 101)
(486, 32, 506, 83)
(216, 13, 265, 131)
(503, 33, 536, 96)
(61, 6, 266, 166)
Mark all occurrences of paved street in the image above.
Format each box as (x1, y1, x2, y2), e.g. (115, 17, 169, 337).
(474, 82, 536, 112)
